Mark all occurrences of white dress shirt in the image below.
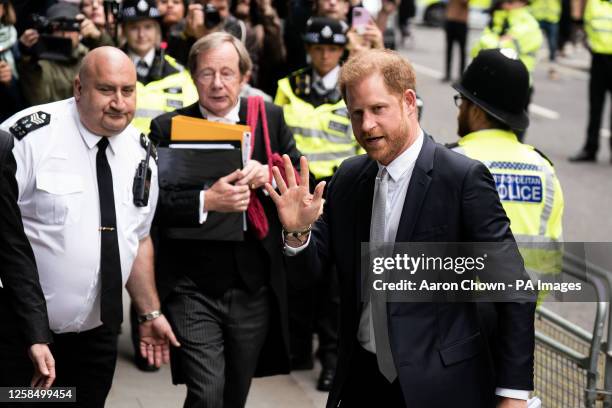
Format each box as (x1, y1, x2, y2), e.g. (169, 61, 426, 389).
(284, 129, 528, 400)
(312, 65, 340, 91)
(3, 98, 158, 333)
(129, 48, 156, 76)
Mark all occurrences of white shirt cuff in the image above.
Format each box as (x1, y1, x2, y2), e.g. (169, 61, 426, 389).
(495, 388, 530, 400)
(283, 232, 311, 256)
(199, 190, 208, 224)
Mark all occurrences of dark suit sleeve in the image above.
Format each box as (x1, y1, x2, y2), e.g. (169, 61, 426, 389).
(149, 116, 202, 227)
(461, 160, 535, 391)
(0, 138, 52, 345)
(269, 103, 301, 164)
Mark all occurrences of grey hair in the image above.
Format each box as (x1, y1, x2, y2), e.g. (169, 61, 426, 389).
(187, 32, 252, 78)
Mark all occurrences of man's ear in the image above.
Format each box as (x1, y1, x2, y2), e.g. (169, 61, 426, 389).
(403, 88, 417, 115)
(469, 102, 487, 124)
(74, 76, 82, 102)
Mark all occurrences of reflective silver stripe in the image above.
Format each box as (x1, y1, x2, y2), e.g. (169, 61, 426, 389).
(136, 108, 165, 118)
(306, 149, 356, 162)
(537, 155, 556, 237)
(514, 234, 562, 251)
(292, 126, 353, 144)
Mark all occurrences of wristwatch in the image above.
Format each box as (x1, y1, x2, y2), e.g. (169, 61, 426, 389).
(137, 310, 162, 324)
(282, 225, 312, 246)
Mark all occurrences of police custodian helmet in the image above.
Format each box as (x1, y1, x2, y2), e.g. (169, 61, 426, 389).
(453, 48, 530, 131)
(304, 17, 348, 46)
(120, 0, 162, 23)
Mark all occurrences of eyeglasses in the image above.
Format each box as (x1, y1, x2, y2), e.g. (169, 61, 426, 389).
(453, 94, 465, 108)
(195, 69, 238, 84)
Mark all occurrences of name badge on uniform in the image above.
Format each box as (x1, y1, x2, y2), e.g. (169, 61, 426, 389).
(493, 173, 543, 203)
(328, 120, 349, 134)
(164, 86, 183, 94)
(166, 99, 183, 109)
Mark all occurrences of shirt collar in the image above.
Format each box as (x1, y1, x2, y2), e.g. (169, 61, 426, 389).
(378, 128, 424, 182)
(313, 65, 340, 91)
(129, 48, 156, 68)
(199, 99, 241, 124)
(71, 98, 122, 154)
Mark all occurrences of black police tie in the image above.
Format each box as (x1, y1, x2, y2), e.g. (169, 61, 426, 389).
(136, 60, 149, 82)
(96, 137, 123, 333)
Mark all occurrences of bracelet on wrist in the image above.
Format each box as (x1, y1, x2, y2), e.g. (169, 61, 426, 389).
(138, 310, 162, 324)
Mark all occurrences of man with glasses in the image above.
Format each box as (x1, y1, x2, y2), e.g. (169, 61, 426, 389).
(149, 32, 301, 408)
(448, 48, 564, 305)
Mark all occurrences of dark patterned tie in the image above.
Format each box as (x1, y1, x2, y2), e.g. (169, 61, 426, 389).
(96, 137, 123, 333)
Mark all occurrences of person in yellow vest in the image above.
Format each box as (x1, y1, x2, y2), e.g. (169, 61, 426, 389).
(274, 16, 359, 392)
(449, 48, 564, 304)
(472, 0, 542, 141)
(530, 0, 562, 79)
(568, 0, 612, 163)
(275, 16, 360, 182)
(473, 0, 543, 74)
(120, 0, 198, 371)
(119, 0, 198, 135)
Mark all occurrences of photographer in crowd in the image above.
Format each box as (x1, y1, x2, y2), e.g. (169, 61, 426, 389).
(79, 0, 117, 48)
(157, 0, 188, 42)
(0, 0, 26, 121)
(17, 2, 88, 106)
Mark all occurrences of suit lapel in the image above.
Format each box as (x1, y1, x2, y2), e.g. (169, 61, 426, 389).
(395, 134, 435, 242)
(238, 97, 248, 125)
(353, 160, 378, 311)
(182, 102, 204, 119)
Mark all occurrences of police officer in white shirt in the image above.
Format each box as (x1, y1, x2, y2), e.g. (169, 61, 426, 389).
(1, 46, 179, 408)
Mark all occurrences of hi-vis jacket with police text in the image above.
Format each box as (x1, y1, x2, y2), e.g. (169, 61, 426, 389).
(584, 0, 612, 54)
(472, 7, 543, 73)
(133, 53, 198, 135)
(275, 68, 360, 180)
(451, 129, 564, 279)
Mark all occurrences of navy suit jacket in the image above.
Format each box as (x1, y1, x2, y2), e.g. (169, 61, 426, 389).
(289, 134, 535, 408)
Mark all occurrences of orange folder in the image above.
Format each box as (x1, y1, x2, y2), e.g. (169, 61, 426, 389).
(170, 115, 250, 142)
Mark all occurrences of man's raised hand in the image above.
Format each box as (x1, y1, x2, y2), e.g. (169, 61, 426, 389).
(264, 155, 325, 232)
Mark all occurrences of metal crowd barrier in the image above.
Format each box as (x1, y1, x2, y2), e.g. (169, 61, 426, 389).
(533, 251, 612, 407)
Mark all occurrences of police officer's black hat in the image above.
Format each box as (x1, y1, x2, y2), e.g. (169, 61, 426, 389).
(120, 0, 162, 23)
(304, 17, 348, 46)
(453, 48, 530, 131)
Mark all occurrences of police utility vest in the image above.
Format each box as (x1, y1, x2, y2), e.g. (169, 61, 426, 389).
(585, 0, 612, 54)
(472, 7, 543, 74)
(450, 129, 564, 277)
(530, 0, 562, 23)
(133, 53, 198, 135)
(275, 68, 359, 180)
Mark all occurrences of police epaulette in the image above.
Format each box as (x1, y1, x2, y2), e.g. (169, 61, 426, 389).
(9, 111, 51, 140)
(140, 133, 158, 161)
(290, 67, 312, 97)
(445, 142, 460, 149)
(533, 147, 554, 167)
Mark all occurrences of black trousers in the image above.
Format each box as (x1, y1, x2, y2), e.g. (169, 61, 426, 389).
(164, 276, 271, 408)
(0, 325, 118, 408)
(288, 264, 339, 369)
(338, 345, 405, 407)
(583, 53, 612, 155)
(444, 20, 468, 79)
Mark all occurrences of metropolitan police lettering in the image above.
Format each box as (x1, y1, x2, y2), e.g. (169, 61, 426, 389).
(493, 173, 543, 203)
